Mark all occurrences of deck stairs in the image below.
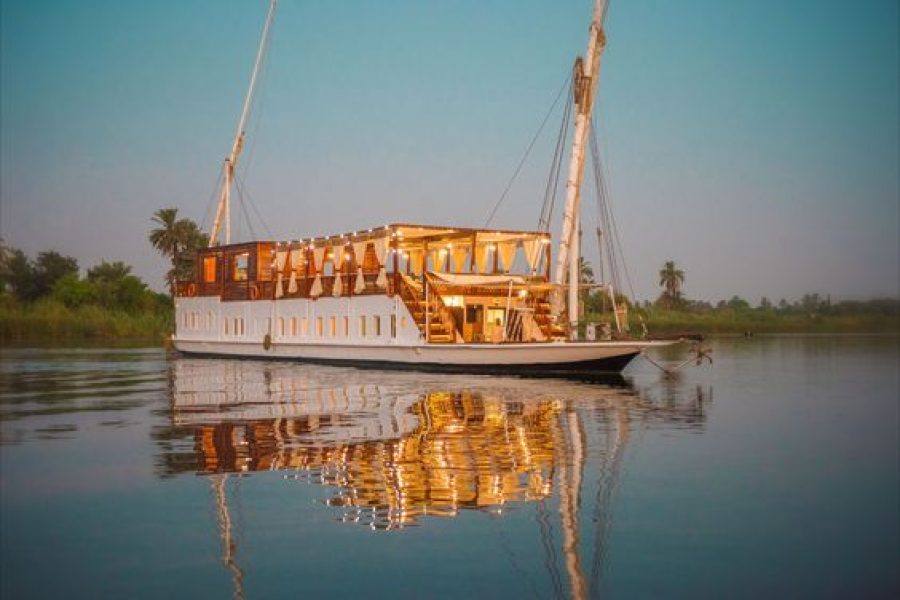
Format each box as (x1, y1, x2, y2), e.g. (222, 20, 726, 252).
(398, 275, 458, 343)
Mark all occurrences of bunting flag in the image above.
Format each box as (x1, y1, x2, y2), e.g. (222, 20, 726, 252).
(498, 242, 517, 272)
(452, 246, 468, 273)
(355, 267, 366, 294)
(332, 273, 343, 297)
(275, 250, 288, 298)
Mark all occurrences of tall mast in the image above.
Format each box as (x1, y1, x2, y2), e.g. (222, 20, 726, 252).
(553, 0, 607, 335)
(209, 0, 278, 248)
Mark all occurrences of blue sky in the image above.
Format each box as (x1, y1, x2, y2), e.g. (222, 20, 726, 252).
(2, 0, 897, 301)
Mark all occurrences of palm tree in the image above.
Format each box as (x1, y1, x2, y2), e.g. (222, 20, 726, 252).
(149, 208, 181, 296)
(658, 260, 685, 308)
(149, 208, 209, 296)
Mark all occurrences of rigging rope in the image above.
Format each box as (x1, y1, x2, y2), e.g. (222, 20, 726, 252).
(538, 79, 573, 231)
(234, 173, 275, 240)
(483, 73, 572, 228)
(589, 116, 636, 303)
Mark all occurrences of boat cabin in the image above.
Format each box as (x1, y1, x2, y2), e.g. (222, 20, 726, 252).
(176, 223, 564, 342)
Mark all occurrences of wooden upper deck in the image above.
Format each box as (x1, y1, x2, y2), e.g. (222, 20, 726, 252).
(176, 223, 553, 302)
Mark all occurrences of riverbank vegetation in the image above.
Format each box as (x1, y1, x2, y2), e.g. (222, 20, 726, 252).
(583, 260, 900, 335)
(0, 245, 173, 343)
(0, 209, 209, 344)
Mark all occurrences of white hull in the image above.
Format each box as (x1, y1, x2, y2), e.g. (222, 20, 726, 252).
(173, 338, 669, 373)
(174, 296, 673, 374)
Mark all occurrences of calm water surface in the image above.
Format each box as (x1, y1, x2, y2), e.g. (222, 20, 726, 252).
(1, 336, 898, 598)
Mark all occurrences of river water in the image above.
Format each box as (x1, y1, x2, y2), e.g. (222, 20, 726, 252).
(1, 336, 897, 598)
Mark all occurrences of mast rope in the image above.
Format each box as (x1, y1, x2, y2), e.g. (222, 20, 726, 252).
(589, 116, 636, 303)
(234, 177, 258, 242)
(484, 73, 572, 227)
(538, 78, 573, 231)
(234, 173, 274, 240)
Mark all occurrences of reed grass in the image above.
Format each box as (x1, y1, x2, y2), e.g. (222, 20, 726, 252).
(0, 299, 173, 344)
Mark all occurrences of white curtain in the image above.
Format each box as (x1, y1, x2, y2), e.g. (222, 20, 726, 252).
(430, 250, 443, 273)
(409, 249, 424, 276)
(332, 243, 346, 270)
(522, 240, 542, 274)
(452, 246, 468, 273)
(374, 237, 389, 288)
(475, 245, 491, 273)
(498, 242, 517, 273)
(275, 250, 288, 298)
(352, 240, 368, 293)
(310, 246, 326, 298)
(288, 249, 303, 294)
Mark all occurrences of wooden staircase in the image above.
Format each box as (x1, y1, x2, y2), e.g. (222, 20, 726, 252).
(533, 298, 566, 340)
(397, 275, 457, 343)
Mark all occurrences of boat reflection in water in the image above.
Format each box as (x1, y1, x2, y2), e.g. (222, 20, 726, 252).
(157, 358, 709, 599)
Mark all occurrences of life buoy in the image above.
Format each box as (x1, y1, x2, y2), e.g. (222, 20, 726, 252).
(186, 283, 196, 297)
(249, 284, 260, 300)
(263, 333, 272, 350)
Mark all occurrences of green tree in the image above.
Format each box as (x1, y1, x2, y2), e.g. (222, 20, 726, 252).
(52, 273, 97, 308)
(657, 260, 685, 309)
(1, 248, 37, 301)
(87, 261, 132, 282)
(726, 295, 751, 311)
(33, 251, 79, 298)
(86, 260, 148, 311)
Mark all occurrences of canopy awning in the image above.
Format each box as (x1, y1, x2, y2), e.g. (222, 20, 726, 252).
(429, 272, 527, 286)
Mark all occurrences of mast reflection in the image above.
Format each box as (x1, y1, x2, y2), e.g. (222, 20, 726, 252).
(155, 358, 709, 598)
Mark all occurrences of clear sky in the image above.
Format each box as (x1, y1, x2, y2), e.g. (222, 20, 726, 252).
(2, 0, 898, 302)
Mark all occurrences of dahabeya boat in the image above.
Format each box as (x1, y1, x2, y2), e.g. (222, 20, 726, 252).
(173, 0, 675, 374)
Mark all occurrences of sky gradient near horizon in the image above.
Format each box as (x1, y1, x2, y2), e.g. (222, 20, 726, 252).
(2, 0, 898, 302)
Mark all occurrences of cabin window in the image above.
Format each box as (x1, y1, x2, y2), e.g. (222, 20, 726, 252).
(343, 316, 349, 338)
(207, 312, 214, 329)
(487, 308, 505, 327)
(232, 252, 249, 282)
(203, 256, 217, 283)
(316, 317, 324, 338)
(391, 315, 397, 338)
(373, 316, 381, 337)
(290, 317, 298, 336)
(233, 318, 241, 336)
(224, 319, 230, 335)
(359, 315, 367, 337)
(466, 305, 484, 324)
(190, 313, 197, 329)
(329, 316, 337, 337)
(278, 317, 285, 336)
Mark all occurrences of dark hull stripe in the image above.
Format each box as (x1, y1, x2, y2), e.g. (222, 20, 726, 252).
(175, 349, 639, 381)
